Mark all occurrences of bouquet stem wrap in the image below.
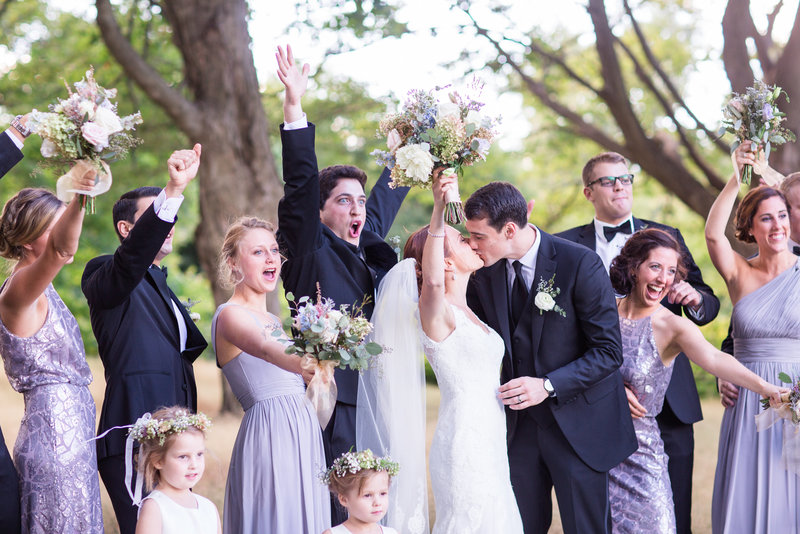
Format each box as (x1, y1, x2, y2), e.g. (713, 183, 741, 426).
(444, 180, 464, 225)
(302, 356, 339, 430)
(755, 406, 800, 476)
(56, 159, 113, 214)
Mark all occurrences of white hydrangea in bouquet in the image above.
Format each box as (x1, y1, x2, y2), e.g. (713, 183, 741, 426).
(372, 83, 500, 223)
(28, 68, 143, 211)
(277, 289, 383, 429)
(720, 80, 795, 185)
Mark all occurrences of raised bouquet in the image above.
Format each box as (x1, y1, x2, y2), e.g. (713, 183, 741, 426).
(720, 80, 795, 185)
(279, 290, 383, 428)
(372, 84, 500, 223)
(756, 372, 800, 476)
(28, 68, 142, 210)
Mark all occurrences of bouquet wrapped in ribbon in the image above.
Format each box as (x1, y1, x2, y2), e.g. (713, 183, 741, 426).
(720, 80, 795, 185)
(279, 291, 383, 429)
(28, 68, 142, 211)
(372, 85, 499, 223)
(757, 372, 800, 476)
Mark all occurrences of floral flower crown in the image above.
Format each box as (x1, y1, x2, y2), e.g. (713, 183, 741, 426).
(127, 410, 212, 446)
(321, 448, 400, 485)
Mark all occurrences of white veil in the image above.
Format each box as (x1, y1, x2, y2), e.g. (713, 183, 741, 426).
(357, 258, 429, 534)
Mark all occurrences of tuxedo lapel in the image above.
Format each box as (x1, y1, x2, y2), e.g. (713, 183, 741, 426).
(526, 233, 557, 362)
(633, 216, 646, 232)
(146, 268, 180, 336)
(576, 222, 597, 251)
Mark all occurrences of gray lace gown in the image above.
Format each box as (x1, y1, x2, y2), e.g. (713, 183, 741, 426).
(0, 283, 103, 534)
(211, 304, 329, 534)
(711, 258, 800, 533)
(609, 314, 676, 534)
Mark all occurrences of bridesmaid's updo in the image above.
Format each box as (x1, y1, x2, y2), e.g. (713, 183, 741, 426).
(0, 188, 63, 261)
(218, 216, 278, 289)
(403, 225, 453, 293)
(734, 186, 787, 243)
(609, 228, 688, 296)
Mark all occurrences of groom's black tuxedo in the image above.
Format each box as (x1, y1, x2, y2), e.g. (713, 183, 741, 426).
(556, 217, 719, 533)
(82, 204, 207, 533)
(0, 130, 23, 534)
(468, 230, 637, 534)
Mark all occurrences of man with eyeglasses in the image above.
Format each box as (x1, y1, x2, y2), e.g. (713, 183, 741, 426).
(557, 151, 719, 534)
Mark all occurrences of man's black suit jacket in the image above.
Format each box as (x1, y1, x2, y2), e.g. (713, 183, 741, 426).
(555, 217, 720, 425)
(81, 204, 207, 459)
(0, 132, 23, 178)
(277, 124, 408, 405)
(467, 231, 637, 472)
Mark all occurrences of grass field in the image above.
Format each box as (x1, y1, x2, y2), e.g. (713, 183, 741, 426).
(0, 358, 725, 533)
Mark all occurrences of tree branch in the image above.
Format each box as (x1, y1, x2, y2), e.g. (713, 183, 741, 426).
(722, 0, 757, 91)
(95, 0, 202, 138)
(522, 38, 604, 98)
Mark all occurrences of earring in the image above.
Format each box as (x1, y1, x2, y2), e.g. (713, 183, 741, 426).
(451, 272, 456, 281)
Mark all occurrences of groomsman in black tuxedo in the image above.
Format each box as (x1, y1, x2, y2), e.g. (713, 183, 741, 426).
(0, 114, 30, 534)
(81, 146, 208, 534)
(465, 182, 637, 534)
(556, 151, 720, 533)
(276, 45, 409, 524)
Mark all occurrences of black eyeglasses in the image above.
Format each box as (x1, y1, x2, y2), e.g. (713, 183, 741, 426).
(587, 173, 635, 188)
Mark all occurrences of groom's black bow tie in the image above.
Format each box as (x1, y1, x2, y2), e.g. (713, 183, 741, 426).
(150, 264, 168, 278)
(793, 246, 800, 256)
(603, 221, 632, 242)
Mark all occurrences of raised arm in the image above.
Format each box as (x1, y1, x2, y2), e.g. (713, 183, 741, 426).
(276, 44, 309, 125)
(705, 143, 754, 286)
(418, 171, 457, 341)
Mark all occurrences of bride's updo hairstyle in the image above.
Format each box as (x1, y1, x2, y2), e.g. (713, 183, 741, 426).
(0, 188, 63, 261)
(609, 228, 688, 296)
(403, 225, 452, 293)
(734, 186, 787, 244)
(218, 216, 278, 289)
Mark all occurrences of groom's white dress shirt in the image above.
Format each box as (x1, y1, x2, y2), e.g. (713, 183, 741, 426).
(506, 224, 541, 293)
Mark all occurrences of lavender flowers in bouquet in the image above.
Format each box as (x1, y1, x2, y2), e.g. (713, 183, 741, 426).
(277, 291, 383, 428)
(756, 372, 800, 475)
(28, 68, 142, 211)
(721, 80, 795, 185)
(372, 84, 500, 223)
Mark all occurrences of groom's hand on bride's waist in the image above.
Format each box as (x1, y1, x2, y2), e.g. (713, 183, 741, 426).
(499, 376, 548, 410)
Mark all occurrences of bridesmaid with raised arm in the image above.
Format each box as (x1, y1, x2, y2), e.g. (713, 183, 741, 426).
(706, 142, 800, 533)
(0, 169, 104, 533)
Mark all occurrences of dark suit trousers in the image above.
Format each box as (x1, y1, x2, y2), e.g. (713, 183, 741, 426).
(322, 402, 356, 525)
(99, 454, 139, 534)
(657, 404, 694, 534)
(509, 413, 611, 534)
(0, 426, 20, 534)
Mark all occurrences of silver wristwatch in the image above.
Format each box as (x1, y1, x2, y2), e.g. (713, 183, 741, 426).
(10, 115, 31, 138)
(543, 377, 556, 398)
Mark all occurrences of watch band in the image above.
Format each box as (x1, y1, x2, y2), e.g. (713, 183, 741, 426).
(11, 115, 31, 138)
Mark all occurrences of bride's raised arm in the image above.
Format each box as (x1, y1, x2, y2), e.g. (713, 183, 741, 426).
(418, 169, 456, 341)
(705, 142, 756, 287)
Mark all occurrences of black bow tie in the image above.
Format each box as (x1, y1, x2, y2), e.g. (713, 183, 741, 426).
(150, 264, 168, 278)
(603, 221, 632, 242)
(793, 246, 800, 256)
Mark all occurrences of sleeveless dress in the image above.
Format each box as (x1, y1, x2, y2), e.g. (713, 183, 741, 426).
(608, 314, 675, 534)
(329, 525, 398, 533)
(421, 305, 524, 534)
(211, 304, 330, 534)
(139, 490, 218, 534)
(0, 283, 103, 533)
(711, 258, 800, 533)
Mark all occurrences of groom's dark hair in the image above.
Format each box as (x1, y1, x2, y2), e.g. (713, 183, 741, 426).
(318, 165, 368, 209)
(464, 182, 528, 232)
(112, 186, 163, 241)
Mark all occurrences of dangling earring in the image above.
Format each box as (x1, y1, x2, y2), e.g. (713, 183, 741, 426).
(451, 272, 456, 281)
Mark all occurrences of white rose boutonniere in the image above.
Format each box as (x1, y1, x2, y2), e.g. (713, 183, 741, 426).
(534, 275, 566, 317)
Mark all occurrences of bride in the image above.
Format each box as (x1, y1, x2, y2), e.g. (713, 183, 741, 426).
(357, 172, 523, 534)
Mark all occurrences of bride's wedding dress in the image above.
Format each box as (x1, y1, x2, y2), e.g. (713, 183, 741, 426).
(357, 259, 523, 534)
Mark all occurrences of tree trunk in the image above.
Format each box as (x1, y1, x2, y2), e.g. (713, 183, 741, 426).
(96, 0, 284, 413)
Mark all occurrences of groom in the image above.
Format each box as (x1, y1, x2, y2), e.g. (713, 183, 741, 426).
(465, 182, 637, 534)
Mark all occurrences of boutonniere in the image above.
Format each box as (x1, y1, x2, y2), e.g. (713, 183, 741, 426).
(181, 298, 201, 322)
(534, 275, 566, 317)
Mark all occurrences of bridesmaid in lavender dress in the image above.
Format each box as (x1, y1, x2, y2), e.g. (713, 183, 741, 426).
(0, 182, 103, 533)
(211, 217, 329, 534)
(607, 229, 783, 534)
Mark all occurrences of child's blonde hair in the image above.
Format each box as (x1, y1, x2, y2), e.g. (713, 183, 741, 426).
(323, 449, 399, 497)
(131, 406, 211, 492)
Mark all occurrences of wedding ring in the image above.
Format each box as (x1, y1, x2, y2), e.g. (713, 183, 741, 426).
(517, 395, 523, 404)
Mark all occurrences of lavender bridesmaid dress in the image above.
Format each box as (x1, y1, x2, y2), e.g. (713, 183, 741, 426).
(0, 283, 103, 533)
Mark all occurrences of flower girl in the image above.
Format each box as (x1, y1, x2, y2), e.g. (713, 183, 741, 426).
(132, 406, 221, 534)
(322, 449, 400, 534)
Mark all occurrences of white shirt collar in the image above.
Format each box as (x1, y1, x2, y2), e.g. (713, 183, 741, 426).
(593, 216, 634, 244)
(506, 224, 540, 290)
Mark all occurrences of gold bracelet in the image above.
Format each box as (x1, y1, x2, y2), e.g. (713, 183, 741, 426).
(427, 228, 446, 238)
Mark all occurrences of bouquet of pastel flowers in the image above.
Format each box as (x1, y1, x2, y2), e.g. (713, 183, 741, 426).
(372, 85, 500, 223)
(278, 291, 383, 428)
(756, 372, 800, 476)
(28, 68, 142, 210)
(720, 80, 795, 185)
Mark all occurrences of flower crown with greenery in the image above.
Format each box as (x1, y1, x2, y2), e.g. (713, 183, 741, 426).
(322, 448, 400, 485)
(128, 410, 212, 446)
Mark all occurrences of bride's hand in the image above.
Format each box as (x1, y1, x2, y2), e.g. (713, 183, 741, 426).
(732, 141, 757, 176)
(432, 168, 456, 209)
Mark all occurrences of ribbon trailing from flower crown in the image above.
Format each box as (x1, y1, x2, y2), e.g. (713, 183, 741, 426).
(755, 406, 800, 477)
(56, 159, 113, 211)
(301, 356, 339, 430)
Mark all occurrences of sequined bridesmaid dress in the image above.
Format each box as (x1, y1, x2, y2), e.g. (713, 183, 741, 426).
(608, 313, 676, 534)
(0, 283, 103, 534)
